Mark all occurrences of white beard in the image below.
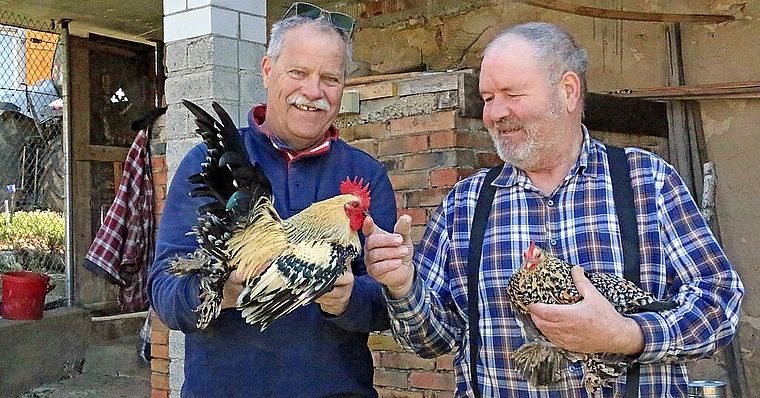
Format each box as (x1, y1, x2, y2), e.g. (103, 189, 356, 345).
(489, 93, 565, 171)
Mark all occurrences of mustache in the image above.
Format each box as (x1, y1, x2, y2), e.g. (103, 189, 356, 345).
(287, 94, 331, 112)
(493, 117, 522, 130)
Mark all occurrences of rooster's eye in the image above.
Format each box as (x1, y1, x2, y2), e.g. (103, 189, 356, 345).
(352, 202, 359, 208)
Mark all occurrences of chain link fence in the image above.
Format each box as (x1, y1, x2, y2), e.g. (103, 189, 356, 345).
(0, 11, 65, 308)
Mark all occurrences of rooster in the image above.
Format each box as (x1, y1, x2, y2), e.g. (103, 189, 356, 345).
(168, 100, 371, 331)
(506, 241, 677, 392)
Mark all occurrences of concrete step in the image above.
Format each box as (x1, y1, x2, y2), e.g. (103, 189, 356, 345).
(16, 310, 152, 398)
(82, 335, 150, 379)
(20, 333, 151, 397)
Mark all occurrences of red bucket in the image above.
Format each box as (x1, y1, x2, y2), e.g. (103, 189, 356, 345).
(1, 271, 54, 320)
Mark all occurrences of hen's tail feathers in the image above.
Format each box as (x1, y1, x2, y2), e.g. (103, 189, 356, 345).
(512, 341, 569, 386)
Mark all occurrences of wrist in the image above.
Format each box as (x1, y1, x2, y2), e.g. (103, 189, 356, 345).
(387, 273, 415, 300)
(618, 317, 645, 356)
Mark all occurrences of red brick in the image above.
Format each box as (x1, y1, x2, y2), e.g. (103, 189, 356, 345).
(376, 387, 425, 398)
(378, 135, 428, 156)
(151, 358, 169, 373)
(153, 185, 167, 201)
(350, 139, 377, 157)
(435, 355, 455, 371)
(152, 170, 167, 186)
(374, 369, 410, 389)
(151, 389, 170, 398)
(376, 351, 436, 371)
(409, 371, 456, 391)
(430, 168, 476, 187)
(410, 224, 426, 243)
(394, 192, 406, 209)
(428, 130, 457, 148)
(390, 111, 456, 135)
(428, 130, 495, 150)
(406, 188, 450, 208)
(151, 373, 170, 390)
(151, 343, 169, 360)
(151, 156, 166, 170)
(404, 150, 475, 171)
(150, 312, 168, 331)
(389, 172, 429, 190)
(151, 329, 169, 345)
(154, 200, 166, 219)
(398, 208, 427, 225)
(477, 152, 502, 168)
(432, 391, 455, 398)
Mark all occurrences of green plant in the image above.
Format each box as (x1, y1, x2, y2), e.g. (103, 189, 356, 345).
(0, 210, 65, 273)
(0, 210, 65, 253)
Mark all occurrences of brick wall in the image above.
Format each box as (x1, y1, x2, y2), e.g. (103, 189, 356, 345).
(149, 113, 171, 397)
(370, 333, 456, 398)
(150, 314, 171, 398)
(337, 70, 498, 397)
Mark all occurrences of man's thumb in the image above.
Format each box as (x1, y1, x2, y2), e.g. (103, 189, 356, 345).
(395, 214, 412, 244)
(362, 214, 387, 236)
(570, 266, 593, 296)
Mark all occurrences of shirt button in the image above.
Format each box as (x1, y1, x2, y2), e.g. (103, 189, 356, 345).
(549, 239, 557, 246)
(547, 200, 554, 206)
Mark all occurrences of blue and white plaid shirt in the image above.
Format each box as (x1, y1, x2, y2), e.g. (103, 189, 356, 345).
(386, 130, 744, 397)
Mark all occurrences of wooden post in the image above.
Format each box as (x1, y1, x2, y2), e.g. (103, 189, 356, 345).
(666, 22, 748, 398)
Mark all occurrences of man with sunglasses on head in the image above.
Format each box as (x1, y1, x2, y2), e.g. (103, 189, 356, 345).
(148, 3, 396, 397)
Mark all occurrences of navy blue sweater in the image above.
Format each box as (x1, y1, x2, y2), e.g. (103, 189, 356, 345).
(148, 106, 397, 397)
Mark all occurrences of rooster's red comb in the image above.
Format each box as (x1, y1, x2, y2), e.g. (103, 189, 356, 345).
(340, 177, 371, 206)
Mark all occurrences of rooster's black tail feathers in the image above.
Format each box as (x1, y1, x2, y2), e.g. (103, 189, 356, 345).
(181, 99, 272, 223)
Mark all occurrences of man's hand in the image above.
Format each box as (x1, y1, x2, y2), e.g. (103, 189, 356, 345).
(528, 266, 645, 356)
(221, 269, 246, 309)
(316, 268, 354, 316)
(362, 214, 414, 299)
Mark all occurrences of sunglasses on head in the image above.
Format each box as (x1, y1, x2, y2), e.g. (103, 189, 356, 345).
(282, 2, 355, 38)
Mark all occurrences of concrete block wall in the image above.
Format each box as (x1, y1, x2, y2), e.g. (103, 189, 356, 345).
(162, 0, 267, 180)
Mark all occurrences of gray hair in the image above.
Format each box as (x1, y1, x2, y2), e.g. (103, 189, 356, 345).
(484, 22, 588, 98)
(267, 16, 353, 72)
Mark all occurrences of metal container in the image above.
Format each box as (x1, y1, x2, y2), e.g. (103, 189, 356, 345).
(687, 380, 726, 398)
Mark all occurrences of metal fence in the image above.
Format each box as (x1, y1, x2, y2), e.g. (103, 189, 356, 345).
(0, 11, 65, 308)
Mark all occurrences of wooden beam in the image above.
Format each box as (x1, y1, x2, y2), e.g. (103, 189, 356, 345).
(514, 0, 734, 23)
(74, 145, 130, 163)
(346, 72, 424, 86)
(601, 81, 760, 100)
